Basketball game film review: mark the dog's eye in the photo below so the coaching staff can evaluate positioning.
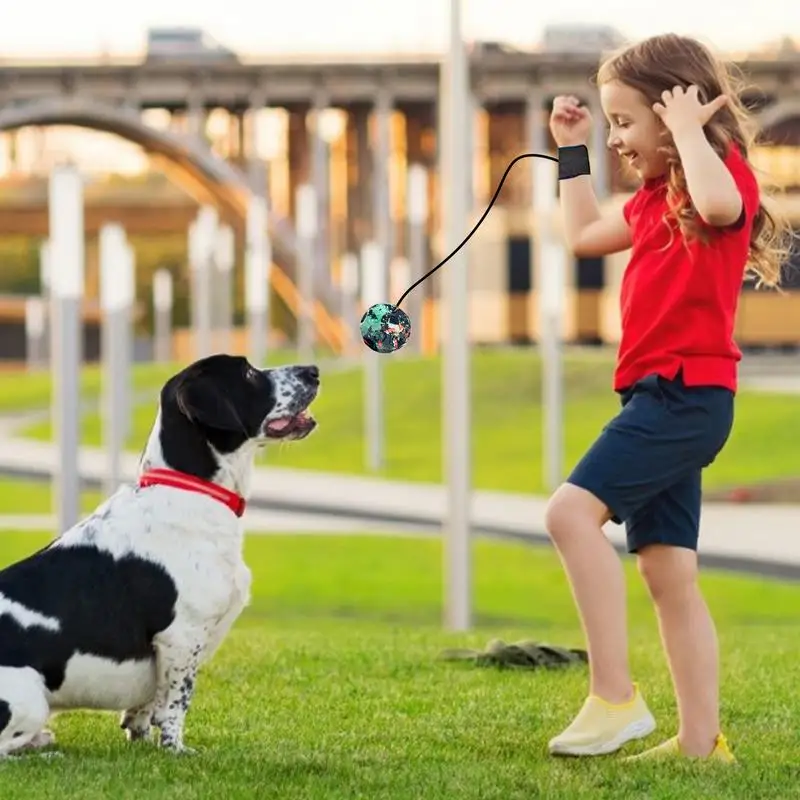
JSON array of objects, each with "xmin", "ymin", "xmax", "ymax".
[{"xmin": 246, "ymin": 367, "xmax": 260, "ymax": 382}]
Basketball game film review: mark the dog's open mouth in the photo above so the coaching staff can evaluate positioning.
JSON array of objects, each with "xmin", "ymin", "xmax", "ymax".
[{"xmin": 263, "ymin": 408, "xmax": 316, "ymax": 440}]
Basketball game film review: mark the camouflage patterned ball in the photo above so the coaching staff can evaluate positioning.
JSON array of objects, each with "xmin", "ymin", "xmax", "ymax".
[{"xmin": 360, "ymin": 303, "xmax": 412, "ymax": 353}]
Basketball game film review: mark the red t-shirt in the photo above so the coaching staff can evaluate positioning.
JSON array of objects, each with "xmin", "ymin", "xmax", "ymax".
[{"xmin": 615, "ymin": 144, "xmax": 760, "ymax": 393}]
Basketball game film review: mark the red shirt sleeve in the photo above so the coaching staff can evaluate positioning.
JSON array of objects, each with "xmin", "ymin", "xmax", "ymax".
[{"xmin": 723, "ymin": 144, "xmax": 760, "ymax": 230}]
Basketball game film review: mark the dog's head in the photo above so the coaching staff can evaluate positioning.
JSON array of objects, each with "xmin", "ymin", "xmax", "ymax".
[{"xmin": 150, "ymin": 354, "xmax": 319, "ymax": 481}]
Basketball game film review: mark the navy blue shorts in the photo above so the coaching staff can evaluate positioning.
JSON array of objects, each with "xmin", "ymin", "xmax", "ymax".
[{"xmin": 567, "ymin": 371, "xmax": 734, "ymax": 553}]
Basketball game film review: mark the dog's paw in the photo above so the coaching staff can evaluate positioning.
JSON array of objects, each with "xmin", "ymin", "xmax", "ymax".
[
  {"xmin": 20, "ymin": 730, "xmax": 56, "ymax": 751},
  {"xmin": 120, "ymin": 710, "xmax": 154, "ymax": 743},
  {"xmin": 35, "ymin": 751, "xmax": 64, "ymax": 760},
  {"xmin": 160, "ymin": 741, "xmax": 197, "ymax": 756},
  {"xmin": 124, "ymin": 726, "xmax": 153, "ymax": 743}
]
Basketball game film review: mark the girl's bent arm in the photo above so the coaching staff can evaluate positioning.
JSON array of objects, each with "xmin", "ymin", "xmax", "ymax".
[
  {"xmin": 559, "ymin": 175, "xmax": 632, "ymax": 257},
  {"xmin": 671, "ymin": 126, "xmax": 742, "ymax": 227}
]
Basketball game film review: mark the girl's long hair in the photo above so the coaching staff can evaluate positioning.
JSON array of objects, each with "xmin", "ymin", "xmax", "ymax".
[{"xmin": 596, "ymin": 33, "xmax": 794, "ymax": 288}]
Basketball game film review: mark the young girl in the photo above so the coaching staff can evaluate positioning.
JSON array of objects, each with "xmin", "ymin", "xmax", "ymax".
[{"xmin": 544, "ymin": 33, "xmax": 792, "ymax": 761}]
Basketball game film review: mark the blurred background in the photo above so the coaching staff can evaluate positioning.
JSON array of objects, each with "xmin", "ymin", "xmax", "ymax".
[
  {"xmin": 2, "ymin": 9, "xmax": 800, "ymax": 787},
  {"xmin": 1, "ymin": 2, "xmax": 800, "ymax": 564},
  {"xmin": 0, "ymin": 5, "xmax": 799, "ymax": 359}
]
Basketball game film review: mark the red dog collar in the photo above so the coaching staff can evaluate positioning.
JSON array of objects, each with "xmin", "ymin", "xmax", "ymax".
[{"xmin": 138, "ymin": 468, "xmax": 246, "ymax": 518}]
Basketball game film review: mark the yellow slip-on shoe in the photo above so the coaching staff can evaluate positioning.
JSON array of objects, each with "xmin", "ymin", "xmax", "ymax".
[
  {"xmin": 623, "ymin": 732, "xmax": 736, "ymax": 763},
  {"xmin": 548, "ymin": 684, "xmax": 656, "ymax": 757}
]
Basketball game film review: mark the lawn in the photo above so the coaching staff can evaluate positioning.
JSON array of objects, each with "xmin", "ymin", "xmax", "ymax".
[
  {"xmin": 0, "ymin": 531, "xmax": 797, "ymax": 799},
  {"xmin": 0, "ymin": 350, "xmax": 305, "ymax": 415},
  {"xmin": 0, "ymin": 477, "xmax": 102, "ymax": 516},
  {"xmin": 0, "ymin": 362, "xmax": 180, "ymax": 414},
  {"xmin": 13, "ymin": 348, "xmax": 800, "ymax": 494}
]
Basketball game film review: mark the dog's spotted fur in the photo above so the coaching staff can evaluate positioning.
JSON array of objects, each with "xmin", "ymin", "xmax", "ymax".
[{"xmin": 0, "ymin": 355, "xmax": 319, "ymax": 757}]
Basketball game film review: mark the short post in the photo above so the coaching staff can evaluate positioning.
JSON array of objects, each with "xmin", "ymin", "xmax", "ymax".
[
  {"xmin": 25, "ymin": 296, "xmax": 47, "ymax": 371},
  {"xmin": 99, "ymin": 223, "xmax": 134, "ymax": 497},
  {"xmin": 121, "ymin": 241, "xmax": 136, "ymax": 441},
  {"xmin": 360, "ymin": 241, "xmax": 386, "ymax": 472},
  {"xmin": 48, "ymin": 164, "xmax": 85, "ymax": 535},
  {"xmin": 189, "ymin": 206, "xmax": 217, "ymax": 358},
  {"xmin": 295, "ymin": 184, "xmax": 317, "ymax": 361},
  {"xmin": 539, "ymin": 239, "xmax": 566, "ymax": 491},
  {"xmin": 214, "ymin": 223, "xmax": 236, "ymax": 354},
  {"xmin": 245, "ymin": 195, "xmax": 270, "ymax": 366},
  {"xmin": 533, "ymin": 157, "xmax": 564, "ymax": 492},
  {"xmin": 39, "ymin": 240, "xmax": 51, "ymax": 363},
  {"xmin": 152, "ymin": 269, "xmax": 173, "ymax": 363}
]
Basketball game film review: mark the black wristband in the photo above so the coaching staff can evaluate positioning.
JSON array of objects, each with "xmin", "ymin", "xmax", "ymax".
[{"xmin": 557, "ymin": 145, "xmax": 591, "ymax": 180}]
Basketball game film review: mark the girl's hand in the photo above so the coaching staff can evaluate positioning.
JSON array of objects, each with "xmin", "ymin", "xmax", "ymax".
[
  {"xmin": 652, "ymin": 85, "xmax": 729, "ymax": 138},
  {"xmin": 550, "ymin": 96, "xmax": 593, "ymax": 148}
]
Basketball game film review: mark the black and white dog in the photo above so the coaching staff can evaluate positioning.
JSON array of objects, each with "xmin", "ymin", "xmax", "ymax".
[{"xmin": 0, "ymin": 354, "xmax": 319, "ymax": 757}]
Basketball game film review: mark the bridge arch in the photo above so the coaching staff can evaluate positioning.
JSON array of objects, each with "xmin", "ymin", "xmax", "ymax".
[{"xmin": 0, "ymin": 96, "xmax": 344, "ymax": 351}]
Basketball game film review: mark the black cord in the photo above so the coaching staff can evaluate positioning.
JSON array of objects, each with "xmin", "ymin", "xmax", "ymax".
[{"xmin": 394, "ymin": 152, "xmax": 559, "ymax": 309}]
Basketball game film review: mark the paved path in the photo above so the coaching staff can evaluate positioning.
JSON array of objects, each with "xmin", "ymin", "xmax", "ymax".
[
  {"xmin": 0, "ymin": 435, "xmax": 798, "ymax": 581},
  {"xmin": 1, "ymin": 351, "xmax": 797, "ymax": 579}
]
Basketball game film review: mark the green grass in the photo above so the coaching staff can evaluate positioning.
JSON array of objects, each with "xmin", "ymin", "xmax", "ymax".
[
  {"xmin": 16, "ymin": 349, "xmax": 800, "ymax": 494},
  {"xmin": 0, "ymin": 363, "xmax": 180, "ymax": 414},
  {"xmin": 0, "ymin": 531, "xmax": 797, "ymax": 798},
  {"xmin": 0, "ymin": 349, "xmax": 306, "ymax": 415},
  {"xmin": 0, "ymin": 477, "xmax": 102, "ymax": 516}
]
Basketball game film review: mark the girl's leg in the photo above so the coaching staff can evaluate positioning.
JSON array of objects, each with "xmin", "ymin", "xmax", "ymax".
[
  {"xmin": 622, "ymin": 469, "xmax": 734, "ymax": 763},
  {"xmin": 545, "ymin": 483, "xmax": 656, "ymax": 756},
  {"xmin": 545, "ymin": 483, "xmax": 633, "ymax": 702},
  {"xmin": 637, "ymin": 544, "xmax": 721, "ymax": 756}
]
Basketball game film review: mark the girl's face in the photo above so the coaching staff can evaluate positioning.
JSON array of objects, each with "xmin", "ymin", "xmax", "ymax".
[{"xmin": 600, "ymin": 80, "xmax": 669, "ymax": 180}]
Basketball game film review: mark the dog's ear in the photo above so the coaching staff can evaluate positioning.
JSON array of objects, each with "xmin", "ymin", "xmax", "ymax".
[{"xmin": 174, "ymin": 374, "xmax": 245, "ymax": 433}]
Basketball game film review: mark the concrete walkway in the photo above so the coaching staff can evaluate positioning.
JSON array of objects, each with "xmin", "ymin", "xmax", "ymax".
[{"xmin": 0, "ymin": 435, "xmax": 798, "ymax": 581}]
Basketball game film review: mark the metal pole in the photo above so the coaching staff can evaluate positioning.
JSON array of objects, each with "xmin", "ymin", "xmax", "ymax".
[
  {"xmin": 152, "ymin": 269, "xmax": 173, "ymax": 363},
  {"xmin": 407, "ymin": 164, "xmax": 429, "ymax": 355},
  {"xmin": 296, "ymin": 183, "xmax": 317, "ymax": 362},
  {"xmin": 48, "ymin": 164, "xmax": 84, "ymax": 536},
  {"xmin": 360, "ymin": 241, "xmax": 385, "ymax": 472},
  {"xmin": 540, "ymin": 240, "xmax": 566, "ymax": 491},
  {"xmin": 99, "ymin": 223, "xmax": 133, "ymax": 497},
  {"xmin": 311, "ymin": 93, "xmax": 332, "ymax": 306},
  {"xmin": 39, "ymin": 240, "xmax": 51, "ymax": 364},
  {"xmin": 25, "ymin": 296, "xmax": 46, "ymax": 371},
  {"xmin": 245, "ymin": 195, "xmax": 270, "ymax": 366},
  {"xmin": 442, "ymin": 0, "xmax": 472, "ymax": 632},
  {"xmin": 120, "ymin": 242, "xmax": 135, "ymax": 442},
  {"xmin": 215, "ymin": 224, "xmax": 235, "ymax": 354},
  {"xmin": 191, "ymin": 206, "xmax": 216, "ymax": 359},
  {"xmin": 533, "ymin": 157, "xmax": 562, "ymax": 491},
  {"xmin": 373, "ymin": 88, "xmax": 393, "ymax": 301}
]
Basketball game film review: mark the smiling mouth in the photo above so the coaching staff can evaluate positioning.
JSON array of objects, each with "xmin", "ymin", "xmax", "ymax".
[{"xmin": 262, "ymin": 408, "xmax": 316, "ymax": 441}]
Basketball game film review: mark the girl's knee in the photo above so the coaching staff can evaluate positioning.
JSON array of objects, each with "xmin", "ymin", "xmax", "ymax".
[
  {"xmin": 637, "ymin": 544, "xmax": 698, "ymax": 601},
  {"xmin": 544, "ymin": 483, "xmax": 611, "ymax": 542}
]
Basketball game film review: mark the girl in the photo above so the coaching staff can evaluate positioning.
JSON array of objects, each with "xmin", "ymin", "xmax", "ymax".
[{"xmin": 544, "ymin": 33, "xmax": 792, "ymax": 761}]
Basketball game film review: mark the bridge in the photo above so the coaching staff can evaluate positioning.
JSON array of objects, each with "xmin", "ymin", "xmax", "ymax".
[{"xmin": 1, "ymin": 51, "xmax": 799, "ymax": 351}]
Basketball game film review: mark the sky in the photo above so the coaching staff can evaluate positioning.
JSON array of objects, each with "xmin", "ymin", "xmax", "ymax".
[{"xmin": 0, "ymin": 0, "xmax": 794, "ymax": 58}]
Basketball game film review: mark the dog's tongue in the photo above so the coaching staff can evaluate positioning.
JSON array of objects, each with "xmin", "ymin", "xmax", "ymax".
[{"xmin": 267, "ymin": 418, "xmax": 292, "ymax": 432}]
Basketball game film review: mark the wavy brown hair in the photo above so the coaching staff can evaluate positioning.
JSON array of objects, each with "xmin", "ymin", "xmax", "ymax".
[{"xmin": 596, "ymin": 33, "xmax": 794, "ymax": 288}]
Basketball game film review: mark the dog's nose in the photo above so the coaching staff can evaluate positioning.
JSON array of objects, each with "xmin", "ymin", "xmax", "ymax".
[{"xmin": 296, "ymin": 365, "xmax": 320, "ymax": 386}]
